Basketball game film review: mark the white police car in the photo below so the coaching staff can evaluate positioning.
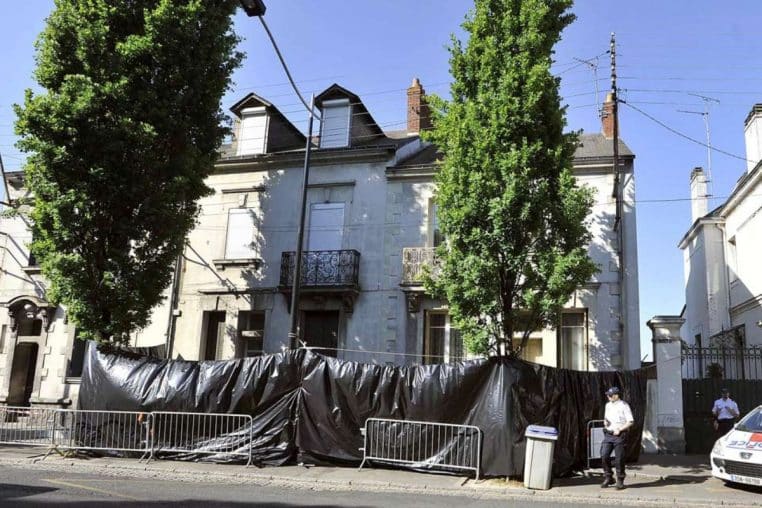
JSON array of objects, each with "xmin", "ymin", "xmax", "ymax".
[{"xmin": 711, "ymin": 404, "xmax": 762, "ymax": 487}]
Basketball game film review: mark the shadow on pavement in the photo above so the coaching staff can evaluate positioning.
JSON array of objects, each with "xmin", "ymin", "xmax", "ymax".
[
  {"xmin": 1, "ymin": 502, "xmax": 373, "ymax": 508},
  {"xmin": 557, "ymin": 473, "xmax": 709, "ymax": 488},
  {"xmin": 0, "ymin": 484, "xmax": 59, "ymax": 500},
  {"xmin": 627, "ymin": 456, "xmax": 711, "ymax": 476},
  {"xmin": 720, "ymin": 481, "xmax": 762, "ymax": 495}
]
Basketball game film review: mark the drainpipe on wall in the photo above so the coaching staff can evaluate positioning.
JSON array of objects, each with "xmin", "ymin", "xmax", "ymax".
[
  {"xmin": 716, "ymin": 223, "xmax": 733, "ymax": 334},
  {"xmin": 164, "ymin": 254, "xmax": 183, "ymax": 359}
]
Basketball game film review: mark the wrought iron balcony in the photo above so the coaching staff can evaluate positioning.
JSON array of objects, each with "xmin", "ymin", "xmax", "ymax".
[
  {"xmin": 401, "ymin": 247, "xmax": 439, "ymax": 286},
  {"xmin": 279, "ymin": 250, "xmax": 360, "ymax": 289}
]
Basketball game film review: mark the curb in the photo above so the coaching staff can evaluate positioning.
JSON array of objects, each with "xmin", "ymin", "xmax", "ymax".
[{"xmin": 0, "ymin": 453, "xmax": 755, "ymax": 508}]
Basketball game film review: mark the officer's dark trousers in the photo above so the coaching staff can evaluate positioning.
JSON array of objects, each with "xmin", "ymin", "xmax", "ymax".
[
  {"xmin": 600, "ymin": 432, "xmax": 626, "ymax": 479},
  {"xmin": 716, "ymin": 418, "xmax": 735, "ymax": 438}
]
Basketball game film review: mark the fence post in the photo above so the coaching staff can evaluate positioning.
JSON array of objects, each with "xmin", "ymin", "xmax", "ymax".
[{"xmin": 647, "ymin": 315, "xmax": 686, "ymax": 454}]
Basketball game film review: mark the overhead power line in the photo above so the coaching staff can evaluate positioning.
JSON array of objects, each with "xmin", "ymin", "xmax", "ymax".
[
  {"xmin": 255, "ymin": 15, "xmax": 317, "ymax": 119},
  {"xmin": 620, "ymin": 100, "xmax": 753, "ymax": 164}
]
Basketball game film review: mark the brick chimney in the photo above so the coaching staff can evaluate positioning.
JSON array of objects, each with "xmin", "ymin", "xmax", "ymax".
[
  {"xmin": 743, "ymin": 104, "xmax": 762, "ymax": 173},
  {"xmin": 690, "ymin": 167, "xmax": 708, "ymax": 221},
  {"xmin": 601, "ymin": 92, "xmax": 616, "ymax": 139},
  {"xmin": 407, "ymin": 77, "xmax": 431, "ymax": 135}
]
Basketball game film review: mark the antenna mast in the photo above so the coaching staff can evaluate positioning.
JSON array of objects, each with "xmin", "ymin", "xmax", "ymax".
[{"xmin": 678, "ymin": 93, "xmax": 720, "ymax": 199}]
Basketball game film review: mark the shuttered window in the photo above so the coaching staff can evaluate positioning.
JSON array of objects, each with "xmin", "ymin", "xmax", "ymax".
[
  {"xmin": 307, "ymin": 203, "xmax": 344, "ymax": 251},
  {"xmin": 237, "ymin": 107, "xmax": 268, "ymax": 155},
  {"xmin": 225, "ymin": 208, "xmax": 257, "ymax": 259},
  {"xmin": 319, "ymin": 99, "xmax": 350, "ymax": 148}
]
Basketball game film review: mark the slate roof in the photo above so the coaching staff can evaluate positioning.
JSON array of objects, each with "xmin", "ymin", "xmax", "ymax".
[
  {"xmin": 575, "ymin": 133, "xmax": 634, "ymax": 158},
  {"xmin": 390, "ymin": 132, "xmax": 634, "ymax": 169}
]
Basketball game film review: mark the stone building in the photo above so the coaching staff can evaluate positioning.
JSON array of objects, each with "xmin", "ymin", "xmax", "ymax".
[{"xmin": 0, "ymin": 80, "xmax": 641, "ymax": 408}]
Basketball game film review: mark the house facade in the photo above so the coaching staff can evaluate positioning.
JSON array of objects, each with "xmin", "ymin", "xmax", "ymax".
[
  {"xmin": 679, "ymin": 104, "xmax": 762, "ymax": 351},
  {"xmin": 0, "ymin": 80, "xmax": 641, "ymax": 409},
  {"xmin": 387, "ymin": 89, "xmax": 640, "ymax": 370}
]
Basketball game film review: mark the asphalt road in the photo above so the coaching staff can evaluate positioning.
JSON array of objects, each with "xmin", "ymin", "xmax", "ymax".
[{"xmin": 0, "ymin": 465, "xmax": 611, "ymax": 508}]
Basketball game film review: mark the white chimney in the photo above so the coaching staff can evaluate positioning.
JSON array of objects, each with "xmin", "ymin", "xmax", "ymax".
[
  {"xmin": 743, "ymin": 104, "xmax": 762, "ymax": 173},
  {"xmin": 690, "ymin": 167, "xmax": 708, "ymax": 221}
]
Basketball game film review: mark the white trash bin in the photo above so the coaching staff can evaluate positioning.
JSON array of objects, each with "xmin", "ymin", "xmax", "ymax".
[{"xmin": 523, "ymin": 424, "xmax": 559, "ymax": 490}]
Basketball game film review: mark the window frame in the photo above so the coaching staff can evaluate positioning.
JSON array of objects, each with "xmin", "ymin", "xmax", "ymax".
[
  {"xmin": 307, "ymin": 202, "xmax": 345, "ymax": 252},
  {"xmin": 319, "ymin": 99, "xmax": 351, "ymax": 149},
  {"xmin": 423, "ymin": 310, "xmax": 463, "ymax": 365},
  {"xmin": 237, "ymin": 311, "xmax": 266, "ymax": 358},
  {"xmin": 236, "ymin": 106, "xmax": 269, "ymax": 156},
  {"xmin": 224, "ymin": 207, "xmax": 258, "ymax": 260},
  {"xmin": 557, "ymin": 309, "xmax": 589, "ymax": 370}
]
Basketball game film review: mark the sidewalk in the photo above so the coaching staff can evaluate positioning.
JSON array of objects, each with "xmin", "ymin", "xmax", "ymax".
[{"xmin": 1, "ymin": 446, "xmax": 760, "ymax": 507}]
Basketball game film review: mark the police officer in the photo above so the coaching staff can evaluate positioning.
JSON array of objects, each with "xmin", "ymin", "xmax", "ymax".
[
  {"xmin": 712, "ymin": 388, "xmax": 739, "ymax": 437},
  {"xmin": 600, "ymin": 386, "xmax": 634, "ymax": 490}
]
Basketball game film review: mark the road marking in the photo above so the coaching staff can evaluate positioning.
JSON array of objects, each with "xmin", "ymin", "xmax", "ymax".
[{"xmin": 43, "ymin": 479, "xmax": 142, "ymax": 500}]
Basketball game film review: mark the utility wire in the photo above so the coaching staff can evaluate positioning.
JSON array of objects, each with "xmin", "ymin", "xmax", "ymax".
[
  {"xmin": 256, "ymin": 15, "xmax": 319, "ymax": 120},
  {"xmin": 620, "ymin": 100, "xmax": 754, "ymax": 163}
]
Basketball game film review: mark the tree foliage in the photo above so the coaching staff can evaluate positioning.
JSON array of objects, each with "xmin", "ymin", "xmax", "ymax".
[
  {"xmin": 14, "ymin": 0, "xmax": 243, "ymax": 343},
  {"xmin": 424, "ymin": 0, "xmax": 597, "ymax": 356}
]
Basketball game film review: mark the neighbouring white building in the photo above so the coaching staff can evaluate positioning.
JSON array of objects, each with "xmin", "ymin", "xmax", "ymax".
[
  {"xmin": 679, "ymin": 104, "xmax": 762, "ymax": 351},
  {"xmin": 0, "ymin": 80, "xmax": 641, "ymax": 409}
]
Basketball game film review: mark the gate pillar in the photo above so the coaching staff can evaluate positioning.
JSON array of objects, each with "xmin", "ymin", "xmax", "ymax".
[{"xmin": 647, "ymin": 315, "xmax": 686, "ymax": 454}]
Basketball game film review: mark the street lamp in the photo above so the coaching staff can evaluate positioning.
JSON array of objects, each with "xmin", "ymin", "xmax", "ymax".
[
  {"xmin": 239, "ymin": 0, "xmax": 266, "ymax": 17},
  {"xmin": 239, "ymin": 0, "xmax": 316, "ymax": 349}
]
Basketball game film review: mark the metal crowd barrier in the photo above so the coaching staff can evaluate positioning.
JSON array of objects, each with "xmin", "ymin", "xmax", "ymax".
[
  {"xmin": 148, "ymin": 411, "xmax": 253, "ymax": 466},
  {"xmin": 1, "ymin": 407, "xmax": 253, "ymax": 466},
  {"xmin": 359, "ymin": 418, "xmax": 482, "ymax": 478},
  {"xmin": 586, "ymin": 419, "xmax": 606, "ymax": 471},
  {"xmin": 0, "ymin": 405, "xmax": 58, "ymax": 447},
  {"xmin": 51, "ymin": 409, "xmax": 149, "ymax": 458}
]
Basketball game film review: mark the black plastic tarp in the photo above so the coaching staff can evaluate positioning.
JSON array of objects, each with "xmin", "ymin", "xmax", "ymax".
[{"xmin": 79, "ymin": 342, "xmax": 647, "ymax": 476}]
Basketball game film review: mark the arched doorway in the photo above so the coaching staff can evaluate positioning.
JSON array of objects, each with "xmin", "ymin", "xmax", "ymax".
[{"xmin": 7, "ymin": 342, "xmax": 39, "ymax": 406}]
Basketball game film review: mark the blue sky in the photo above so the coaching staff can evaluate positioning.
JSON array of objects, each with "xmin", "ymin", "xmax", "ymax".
[{"xmin": 2, "ymin": 1, "xmax": 762, "ymax": 361}]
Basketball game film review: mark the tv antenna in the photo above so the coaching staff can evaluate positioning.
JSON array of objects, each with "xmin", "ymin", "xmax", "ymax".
[
  {"xmin": 678, "ymin": 93, "xmax": 720, "ymax": 199},
  {"xmin": 573, "ymin": 56, "xmax": 602, "ymax": 117}
]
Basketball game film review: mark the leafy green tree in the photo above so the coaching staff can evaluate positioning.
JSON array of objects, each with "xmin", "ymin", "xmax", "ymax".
[
  {"xmin": 425, "ymin": 0, "xmax": 597, "ymax": 357},
  {"xmin": 14, "ymin": 0, "xmax": 242, "ymax": 343}
]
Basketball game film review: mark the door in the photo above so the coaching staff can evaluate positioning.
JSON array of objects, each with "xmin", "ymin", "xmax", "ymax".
[
  {"xmin": 8, "ymin": 342, "xmax": 39, "ymax": 406},
  {"xmin": 302, "ymin": 311, "xmax": 339, "ymax": 357},
  {"xmin": 203, "ymin": 311, "xmax": 226, "ymax": 361},
  {"xmin": 307, "ymin": 203, "xmax": 344, "ymax": 251}
]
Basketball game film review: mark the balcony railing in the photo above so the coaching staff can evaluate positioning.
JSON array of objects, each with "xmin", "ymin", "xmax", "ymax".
[
  {"xmin": 401, "ymin": 247, "xmax": 439, "ymax": 285},
  {"xmin": 280, "ymin": 250, "xmax": 360, "ymax": 288}
]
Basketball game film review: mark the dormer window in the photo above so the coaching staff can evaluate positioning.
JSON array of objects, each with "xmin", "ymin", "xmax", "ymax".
[
  {"xmin": 319, "ymin": 98, "xmax": 351, "ymax": 149},
  {"xmin": 237, "ymin": 106, "xmax": 268, "ymax": 156}
]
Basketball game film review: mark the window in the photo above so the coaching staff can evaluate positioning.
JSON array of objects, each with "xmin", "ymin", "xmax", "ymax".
[
  {"xmin": 319, "ymin": 99, "xmax": 351, "ymax": 148},
  {"xmin": 428, "ymin": 200, "xmax": 443, "ymax": 247},
  {"xmin": 423, "ymin": 311, "xmax": 463, "ymax": 365},
  {"xmin": 728, "ymin": 236, "xmax": 738, "ymax": 282},
  {"xmin": 224, "ymin": 208, "xmax": 257, "ymax": 259},
  {"xmin": 28, "ymin": 232, "xmax": 38, "ymax": 267},
  {"xmin": 558, "ymin": 311, "xmax": 587, "ymax": 370},
  {"xmin": 236, "ymin": 107, "xmax": 268, "ymax": 156},
  {"xmin": 0, "ymin": 325, "xmax": 6, "ymax": 353},
  {"xmin": 237, "ymin": 311, "xmax": 265, "ymax": 358},
  {"xmin": 307, "ymin": 203, "xmax": 344, "ymax": 251},
  {"xmin": 511, "ymin": 337, "xmax": 543, "ymax": 363},
  {"xmin": 67, "ymin": 334, "xmax": 88, "ymax": 378}
]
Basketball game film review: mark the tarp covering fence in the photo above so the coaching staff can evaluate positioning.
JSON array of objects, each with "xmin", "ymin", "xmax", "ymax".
[{"xmin": 78, "ymin": 342, "xmax": 647, "ymax": 477}]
